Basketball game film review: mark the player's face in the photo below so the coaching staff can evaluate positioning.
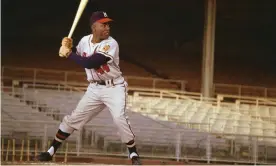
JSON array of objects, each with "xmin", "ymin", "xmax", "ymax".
[{"xmin": 92, "ymin": 22, "xmax": 110, "ymax": 40}]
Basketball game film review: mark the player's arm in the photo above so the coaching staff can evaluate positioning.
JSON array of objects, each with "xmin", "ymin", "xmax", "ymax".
[
  {"xmin": 59, "ymin": 37, "xmax": 110, "ymax": 69},
  {"xmin": 68, "ymin": 39, "xmax": 118, "ymax": 68},
  {"xmin": 68, "ymin": 52, "xmax": 110, "ymax": 69}
]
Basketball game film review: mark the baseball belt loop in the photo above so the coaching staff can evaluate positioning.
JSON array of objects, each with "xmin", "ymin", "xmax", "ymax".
[{"xmin": 105, "ymin": 80, "xmax": 111, "ymax": 87}]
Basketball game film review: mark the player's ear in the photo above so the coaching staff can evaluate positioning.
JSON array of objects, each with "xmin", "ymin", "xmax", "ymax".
[{"xmin": 91, "ymin": 24, "xmax": 96, "ymax": 33}]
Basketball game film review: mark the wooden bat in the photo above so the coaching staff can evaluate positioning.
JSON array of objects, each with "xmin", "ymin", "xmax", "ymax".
[{"xmin": 68, "ymin": 0, "xmax": 89, "ymax": 38}]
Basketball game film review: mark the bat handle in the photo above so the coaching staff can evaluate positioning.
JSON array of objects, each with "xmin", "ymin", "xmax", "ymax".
[{"xmin": 68, "ymin": 30, "xmax": 74, "ymax": 38}]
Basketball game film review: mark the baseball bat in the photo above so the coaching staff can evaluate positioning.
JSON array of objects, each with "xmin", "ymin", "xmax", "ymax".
[{"xmin": 68, "ymin": 0, "xmax": 89, "ymax": 38}]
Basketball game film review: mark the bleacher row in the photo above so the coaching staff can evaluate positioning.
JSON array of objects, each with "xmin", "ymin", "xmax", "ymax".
[
  {"xmin": 1, "ymin": 93, "xmax": 81, "ymax": 142},
  {"xmin": 2, "ymin": 90, "xmax": 222, "ymax": 150},
  {"xmin": 2, "ymin": 85, "xmax": 276, "ymax": 148},
  {"xmin": 131, "ymin": 96, "xmax": 276, "ymax": 144}
]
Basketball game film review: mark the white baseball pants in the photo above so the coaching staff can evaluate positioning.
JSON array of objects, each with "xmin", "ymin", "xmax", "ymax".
[{"xmin": 59, "ymin": 81, "xmax": 135, "ymax": 143}]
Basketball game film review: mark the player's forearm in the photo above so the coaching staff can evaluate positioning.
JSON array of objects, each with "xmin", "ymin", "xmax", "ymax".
[{"xmin": 68, "ymin": 52, "xmax": 110, "ymax": 69}]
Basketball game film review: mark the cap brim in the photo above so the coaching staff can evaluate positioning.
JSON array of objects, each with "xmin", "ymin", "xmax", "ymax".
[{"xmin": 97, "ymin": 18, "xmax": 113, "ymax": 23}]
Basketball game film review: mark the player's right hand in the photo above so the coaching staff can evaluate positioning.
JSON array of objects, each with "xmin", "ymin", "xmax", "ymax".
[
  {"xmin": 59, "ymin": 45, "xmax": 72, "ymax": 58},
  {"xmin": 61, "ymin": 37, "xmax": 73, "ymax": 49}
]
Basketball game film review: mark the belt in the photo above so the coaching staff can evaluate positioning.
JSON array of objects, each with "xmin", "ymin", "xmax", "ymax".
[
  {"xmin": 89, "ymin": 77, "xmax": 125, "ymax": 86},
  {"xmin": 89, "ymin": 80, "xmax": 115, "ymax": 86}
]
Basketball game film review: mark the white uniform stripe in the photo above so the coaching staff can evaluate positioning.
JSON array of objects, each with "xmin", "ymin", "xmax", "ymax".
[
  {"xmin": 55, "ymin": 136, "xmax": 63, "ymax": 142},
  {"xmin": 129, "ymin": 152, "xmax": 138, "ymax": 159},
  {"xmin": 126, "ymin": 142, "xmax": 136, "ymax": 148}
]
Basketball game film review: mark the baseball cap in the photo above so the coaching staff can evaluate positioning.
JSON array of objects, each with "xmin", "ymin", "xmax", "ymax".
[{"xmin": 90, "ymin": 11, "xmax": 113, "ymax": 25}]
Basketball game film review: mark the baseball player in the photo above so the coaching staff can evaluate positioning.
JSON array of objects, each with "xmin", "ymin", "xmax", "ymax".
[{"xmin": 36, "ymin": 11, "xmax": 141, "ymax": 165}]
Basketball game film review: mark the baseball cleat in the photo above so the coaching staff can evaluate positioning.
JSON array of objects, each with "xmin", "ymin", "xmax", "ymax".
[{"xmin": 36, "ymin": 152, "xmax": 52, "ymax": 161}]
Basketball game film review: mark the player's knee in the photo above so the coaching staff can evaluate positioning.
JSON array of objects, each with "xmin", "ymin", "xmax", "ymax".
[
  {"xmin": 60, "ymin": 116, "xmax": 75, "ymax": 134},
  {"xmin": 112, "ymin": 114, "xmax": 126, "ymax": 124},
  {"xmin": 112, "ymin": 110, "xmax": 125, "ymax": 119},
  {"xmin": 112, "ymin": 115, "xmax": 121, "ymax": 123}
]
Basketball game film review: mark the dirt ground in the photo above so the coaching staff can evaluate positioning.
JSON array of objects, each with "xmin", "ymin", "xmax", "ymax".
[{"xmin": 1, "ymin": 155, "xmax": 190, "ymax": 165}]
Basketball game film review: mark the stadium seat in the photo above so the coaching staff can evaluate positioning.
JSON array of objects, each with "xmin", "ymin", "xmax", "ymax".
[
  {"xmin": 189, "ymin": 108, "xmax": 208, "ymax": 124},
  {"xmin": 263, "ymin": 122, "xmax": 276, "ymax": 146},
  {"xmin": 240, "ymin": 104, "xmax": 250, "ymax": 114},
  {"xmin": 223, "ymin": 112, "xmax": 240, "ymax": 134},
  {"xmin": 258, "ymin": 106, "xmax": 270, "ymax": 118},
  {"xmin": 269, "ymin": 107, "xmax": 276, "ymax": 121},
  {"xmin": 250, "ymin": 119, "xmax": 263, "ymax": 141},
  {"xmin": 249, "ymin": 105, "xmax": 261, "ymax": 117}
]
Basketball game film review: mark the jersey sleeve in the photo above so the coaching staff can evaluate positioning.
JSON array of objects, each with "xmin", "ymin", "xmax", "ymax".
[{"xmin": 97, "ymin": 39, "xmax": 119, "ymax": 63}]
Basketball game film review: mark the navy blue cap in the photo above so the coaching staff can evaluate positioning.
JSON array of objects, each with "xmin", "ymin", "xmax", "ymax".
[{"xmin": 90, "ymin": 11, "xmax": 113, "ymax": 25}]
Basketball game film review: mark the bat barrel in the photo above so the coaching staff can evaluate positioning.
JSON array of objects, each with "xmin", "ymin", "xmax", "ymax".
[{"xmin": 68, "ymin": 0, "xmax": 89, "ymax": 38}]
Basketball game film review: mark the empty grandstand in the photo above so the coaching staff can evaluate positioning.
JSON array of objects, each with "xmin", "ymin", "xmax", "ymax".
[{"xmin": 1, "ymin": 78, "xmax": 276, "ymax": 164}]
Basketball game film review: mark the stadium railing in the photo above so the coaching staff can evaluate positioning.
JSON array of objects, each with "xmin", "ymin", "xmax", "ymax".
[
  {"xmin": 1, "ymin": 119, "xmax": 276, "ymax": 165},
  {"xmin": 214, "ymin": 83, "xmax": 276, "ymax": 98},
  {"xmin": 1, "ymin": 66, "xmax": 188, "ymax": 91},
  {"xmin": 3, "ymin": 66, "xmax": 276, "ymax": 98}
]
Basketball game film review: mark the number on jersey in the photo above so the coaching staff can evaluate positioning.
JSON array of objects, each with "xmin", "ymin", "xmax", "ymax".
[
  {"xmin": 82, "ymin": 52, "xmax": 87, "ymax": 57},
  {"xmin": 96, "ymin": 64, "xmax": 110, "ymax": 74}
]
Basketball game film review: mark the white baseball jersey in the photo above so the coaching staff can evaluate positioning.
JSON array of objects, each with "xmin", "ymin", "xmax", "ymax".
[{"xmin": 76, "ymin": 34, "xmax": 122, "ymax": 81}]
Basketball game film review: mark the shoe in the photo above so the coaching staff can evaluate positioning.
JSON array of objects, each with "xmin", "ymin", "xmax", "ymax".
[
  {"xmin": 36, "ymin": 152, "xmax": 53, "ymax": 161},
  {"xmin": 131, "ymin": 156, "xmax": 142, "ymax": 165}
]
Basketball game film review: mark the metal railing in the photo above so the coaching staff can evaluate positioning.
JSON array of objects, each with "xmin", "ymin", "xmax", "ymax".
[
  {"xmin": 214, "ymin": 83, "xmax": 276, "ymax": 98},
  {"xmin": 1, "ymin": 119, "xmax": 276, "ymax": 164},
  {"xmin": 1, "ymin": 66, "xmax": 188, "ymax": 91},
  {"xmin": 3, "ymin": 66, "xmax": 276, "ymax": 98}
]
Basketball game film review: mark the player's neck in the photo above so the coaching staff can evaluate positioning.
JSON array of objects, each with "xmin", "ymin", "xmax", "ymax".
[{"xmin": 91, "ymin": 35, "xmax": 102, "ymax": 44}]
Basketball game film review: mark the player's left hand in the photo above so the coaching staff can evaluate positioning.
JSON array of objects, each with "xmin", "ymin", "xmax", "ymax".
[{"xmin": 59, "ymin": 46, "xmax": 72, "ymax": 58}]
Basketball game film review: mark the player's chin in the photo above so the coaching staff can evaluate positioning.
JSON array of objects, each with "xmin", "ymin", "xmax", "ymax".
[
  {"xmin": 103, "ymin": 31, "xmax": 110, "ymax": 37},
  {"xmin": 101, "ymin": 34, "xmax": 110, "ymax": 40}
]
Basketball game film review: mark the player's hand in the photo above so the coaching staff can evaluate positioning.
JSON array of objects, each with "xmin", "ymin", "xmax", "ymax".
[
  {"xmin": 61, "ymin": 37, "xmax": 73, "ymax": 49},
  {"xmin": 59, "ymin": 45, "xmax": 72, "ymax": 58}
]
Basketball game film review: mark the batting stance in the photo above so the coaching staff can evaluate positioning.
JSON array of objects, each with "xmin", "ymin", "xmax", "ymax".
[{"xmin": 37, "ymin": 11, "xmax": 141, "ymax": 165}]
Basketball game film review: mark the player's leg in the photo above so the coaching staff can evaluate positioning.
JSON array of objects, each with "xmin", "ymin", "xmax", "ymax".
[
  {"xmin": 37, "ymin": 86, "xmax": 105, "ymax": 161},
  {"xmin": 102, "ymin": 83, "xmax": 141, "ymax": 165}
]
